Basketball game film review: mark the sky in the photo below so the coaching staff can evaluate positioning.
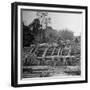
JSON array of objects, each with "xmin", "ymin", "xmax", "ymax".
[{"xmin": 22, "ymin": 10, "xmax": 83, "ymax": 36}]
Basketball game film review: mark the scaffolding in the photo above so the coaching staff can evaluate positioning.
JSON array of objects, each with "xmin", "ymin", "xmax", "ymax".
[{"xmin": 23, "ymin": 44, "xmax": 80, "ymax": 66}]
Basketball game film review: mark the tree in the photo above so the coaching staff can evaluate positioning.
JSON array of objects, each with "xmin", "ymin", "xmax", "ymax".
[
  {"xmin": 23, "ymin": 11, "xmax": 52, "ymax": 46},
  {"xmin": 23, "ymin": 23, "xmax": 34, "ymax": 47},
  {"xmin": 29, "ymin": 18, "xmax": 41, "ymax": 35},
  {"xmin": 58, "ymin": 29, "xmax": 74, "ymax": 40},
  {"xmin": 36, "ymin": 11, "xmax": 52, "ymax": 43},
  {"xmin": 44, "ymin": 27, "xmax": 58, "ymax": 43},
  {"xmin": 28, "ymin": 18, "xmax": 44, "ymax": 45},
  {"xmin": 36, "ymin": 11, "xmax": 51, "ymax": 29}
]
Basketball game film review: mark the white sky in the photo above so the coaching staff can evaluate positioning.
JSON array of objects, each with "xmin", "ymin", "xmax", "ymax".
[{"xmin": 22, "ymin": 10, "xmax": 83, "ymax": 36}]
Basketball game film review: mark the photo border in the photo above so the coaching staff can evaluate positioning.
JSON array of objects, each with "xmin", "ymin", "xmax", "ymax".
[{"xmin": 11, "ymin": 2, "xmax": 88, "ymax": 87}]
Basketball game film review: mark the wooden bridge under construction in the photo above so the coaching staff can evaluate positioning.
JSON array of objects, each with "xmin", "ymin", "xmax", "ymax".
[
  {"xmin": 22, "ymin": 44, "xmax": 80, "ymax": 78},
  {"xmin": 23, "ymin": 44, "xmax": 80, "ymax": 66}
]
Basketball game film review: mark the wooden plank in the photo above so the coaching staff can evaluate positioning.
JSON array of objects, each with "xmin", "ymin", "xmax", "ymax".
[
  {"xmin": 29, "ymin": 47, "xmax": 35, "ymax": 54},
  {"xmin": 42, "ymin": 46, "xmax": 49, "ymax": 57},
  {"xmin": 51, "ymin": 47, "xmax": 56, "ymax": 56},
  {"xmin": 37, "ymin": 55, "xmax": 75, "ymax": 59},
  {"xmin": 33, "ymin": 46, "xmax": 39, "ymax": 56},
  {"xmin": 57, "ymin": 47, "xmax": 61, "ymax": 56},
  {"xmin": 68, "ymin": 45, "xmax": 71, "ymax": 55}
]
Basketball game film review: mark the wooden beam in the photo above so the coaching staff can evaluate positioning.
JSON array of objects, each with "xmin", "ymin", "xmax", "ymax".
[
  {"xmin": 51, "ymin": 47, "xmax": 56, "ymax": 56},
  {"xmin": 37, "ymin": 55, "xmax": 75, "ymax": 59},
  {"xmin": 42, "ymin": 46, "xmax": 49, "ymax": 57}
]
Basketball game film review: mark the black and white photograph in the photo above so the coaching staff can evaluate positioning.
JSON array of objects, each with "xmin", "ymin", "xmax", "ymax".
[
  {"xmin": 11, "ymin": 2, "xmax": 87, "ymax": 87},
  {"xmin": 22, "ymin": 10, "xmax": 82, "ymax": 78}
]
